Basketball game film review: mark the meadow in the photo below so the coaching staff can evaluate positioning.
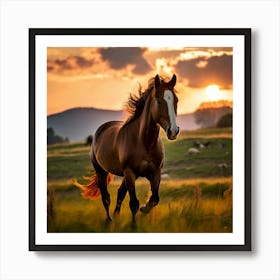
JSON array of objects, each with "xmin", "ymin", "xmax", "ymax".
[{"xmin": 47, "ymin": 127, "xmax": 232, "ymax": 233}]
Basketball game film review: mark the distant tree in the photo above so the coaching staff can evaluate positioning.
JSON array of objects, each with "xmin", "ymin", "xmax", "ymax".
[
  {"xmin": 85, "ymin": 135, "xmax": 93, "ymax": 146},
  {"xmin": 194, "ymin": 106, "xmax": 232, "ymax": 128},
  {"xmin": 47, "ymin": 127, "xmax": 69, "ymax": 145},
  {"xmin": 216, "ymin": 113, "xmax": 233, "ymax": 128},
  {"xmin": 47, "ymin": 127, "xmax": 55, "ymax": 138}
]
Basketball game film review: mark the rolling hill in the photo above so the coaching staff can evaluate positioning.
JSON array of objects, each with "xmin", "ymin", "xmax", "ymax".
[{"xmin": 47, "ymin": 107, "xmax": 200, "ymax": 142}]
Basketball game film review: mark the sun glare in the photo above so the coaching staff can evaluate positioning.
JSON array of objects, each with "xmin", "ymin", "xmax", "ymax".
[{"xmin": 205, "ymin": 85, "xmax": 222, "ymax": 101}]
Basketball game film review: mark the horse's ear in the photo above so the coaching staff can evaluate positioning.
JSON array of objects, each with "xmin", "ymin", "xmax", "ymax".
[
  {"xmin": 169, "ymin": 74, "xmax": 177, "ymax": 88},
  {"xmin": 155, "ymin": 75, "xmax": 160, "ymax": 88}
]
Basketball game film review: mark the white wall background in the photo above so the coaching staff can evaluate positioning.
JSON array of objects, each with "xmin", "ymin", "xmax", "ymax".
[{"xmin": 0, "ymin": 0, "xmax": 279, "ymax": 279}]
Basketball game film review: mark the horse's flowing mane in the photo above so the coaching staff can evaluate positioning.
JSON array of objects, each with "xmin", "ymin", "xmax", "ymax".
[{"xmin": 123, "ymin": 77, "xmax": 156, "ymax": 127}]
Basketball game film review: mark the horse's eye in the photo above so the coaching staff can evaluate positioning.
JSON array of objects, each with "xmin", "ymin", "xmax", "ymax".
[{"xmin": 157, "ymin": 100, "xmax": 162, "ymax": 105}]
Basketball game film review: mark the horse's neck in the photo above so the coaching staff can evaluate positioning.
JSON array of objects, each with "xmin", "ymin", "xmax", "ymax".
[{"xmin": 138, "ymin": 95, "xmax": 159, "ymax": 149}]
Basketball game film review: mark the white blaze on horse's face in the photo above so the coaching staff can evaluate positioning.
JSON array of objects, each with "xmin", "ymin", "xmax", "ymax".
[{"xmin": 163, "ymin": 90, "xmax": 179, "ymax": 140}]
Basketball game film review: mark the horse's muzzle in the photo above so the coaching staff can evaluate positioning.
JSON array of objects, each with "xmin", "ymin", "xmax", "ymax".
[{"xmin": 166, "ymin": 126, "xmax": 180, "ymax": 140}]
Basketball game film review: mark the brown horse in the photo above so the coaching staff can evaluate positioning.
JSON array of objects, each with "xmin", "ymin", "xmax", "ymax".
[{"xmin": 74, "ymin": 74, "xmax": 179, "ymax": 221}]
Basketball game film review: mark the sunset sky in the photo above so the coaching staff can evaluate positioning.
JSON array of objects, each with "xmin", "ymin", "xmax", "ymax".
[{"xmin": 47, "ymin": 47, "xmax": 233, "ymax": 116}]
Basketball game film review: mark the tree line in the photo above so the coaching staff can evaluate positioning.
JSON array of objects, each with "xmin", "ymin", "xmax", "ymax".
[
  {"xmin": 47, "ymin": 127, "xmax": 69, "ymax": 145},
  {"xmin": 194, "ymin": 106, "xmax": 232, "ymax": 128}
]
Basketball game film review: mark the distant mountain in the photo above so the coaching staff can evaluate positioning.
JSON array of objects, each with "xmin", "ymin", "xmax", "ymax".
[
  {"xmin": 47, "ymin": 108, "xmax": 124, "ymax": 142},
  {"xmin": 47, "ymin": 107, "xmax": 200, "ymax": 142}
]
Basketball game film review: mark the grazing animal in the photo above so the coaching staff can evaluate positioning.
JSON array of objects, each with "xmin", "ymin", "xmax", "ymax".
[
  {"xmin": 193, "ymin": 140, "xmax": 211, "ymax": 149},
  {"xmin": 187, "ymin": 147, "xmax": 200, "ymax": 155},
  {"xmin": 74, "ymin": 74, "xmax": 179, "ymax": 221},
  {"xmin": 218, "ymin": 163, "xmax": 228, "ymax": 169},
  {"xmin": 203, "ymin": 141, "xmax": 211, "ymax": 148},
  {"xmin": 161, "ymin": 173, "xmax": 170, "ymax": 179},
  {"xmin": 193, "ymin": 141, "xmax": 200, "ymax": 149}
]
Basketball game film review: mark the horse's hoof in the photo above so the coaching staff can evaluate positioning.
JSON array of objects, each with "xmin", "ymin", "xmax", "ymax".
[
  {"xmin": 132, "ymin": 215, "xmax": 137, "ymax": 224},
  {"xmin": 106, "ymin": 216, "xmax": 113, "ymax": 223},
  {"xmin": 140, "ymin": 205, "xmax": 150, "ymax": 214}
]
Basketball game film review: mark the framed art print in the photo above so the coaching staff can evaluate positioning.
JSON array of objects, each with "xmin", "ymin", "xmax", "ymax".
[{"xmin": 29, "ymin": 28, "xmax": 251, "ymax": 251}]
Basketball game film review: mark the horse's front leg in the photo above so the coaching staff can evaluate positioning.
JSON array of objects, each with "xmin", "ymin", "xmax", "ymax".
[
  {"xmin": 140, "ymin": 169, "xmax": 160, "ymax": 214},
  {"xmin": 124, "ymin": 168, "xmax": 139, "ymax": 222}
]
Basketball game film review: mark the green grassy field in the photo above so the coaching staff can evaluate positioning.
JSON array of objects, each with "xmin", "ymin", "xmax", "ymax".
[{"xmin": 47, "ymin": 127, "xmax": 232, "ymax": 233}]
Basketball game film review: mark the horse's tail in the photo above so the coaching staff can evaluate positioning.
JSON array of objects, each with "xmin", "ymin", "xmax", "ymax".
[{"xmin": 73, "ymin": 173, "xmax": 114, "ymax": 200}]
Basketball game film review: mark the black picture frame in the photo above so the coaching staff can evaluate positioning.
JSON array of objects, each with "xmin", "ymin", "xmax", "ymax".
[{"xmin": 29, "ymin": 28, "xmax": 251, "ymax": 251}]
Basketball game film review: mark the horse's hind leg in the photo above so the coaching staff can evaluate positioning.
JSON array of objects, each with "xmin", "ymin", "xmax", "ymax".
[
  {"xmin": 92, "ymin": 158, "xmax": 112, "ymax": 221},
  {"xmin": 113, "ymin": 179, "xmax": 127, "ymax": 216},
  {"xmin": 124, "ymin": 169, "xmax": 139, "ymax": 222},
  {"xmin": 99, "ymin": 175, "xmax": 112, "ymax": 221}
]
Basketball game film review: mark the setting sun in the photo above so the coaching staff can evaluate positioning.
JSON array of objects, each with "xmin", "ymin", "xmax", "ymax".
[{"xmin": 205, "ymin": 85, "xmax": 223, "ymax": 101}]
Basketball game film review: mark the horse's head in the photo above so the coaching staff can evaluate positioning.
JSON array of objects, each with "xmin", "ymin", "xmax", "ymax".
[{"xmin": 151, "ymin": 74, "xmax": 180, "ymax": 140}]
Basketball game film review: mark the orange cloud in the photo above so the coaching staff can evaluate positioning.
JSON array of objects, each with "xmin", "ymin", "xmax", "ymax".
[
  {"xmin": 175, "ymin": 54, "xmax": 233, "ymax": 89},
  {"xmin": 47, "ymin": 47, "xmax": 233, "ymax": 115},
  {"xmin": 48, "ymin": 57, "xmax": 95, "ymax": 72},
  {"xmin": 197, "ymin": 100, "xmax": 233, "ymax": 110}
]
